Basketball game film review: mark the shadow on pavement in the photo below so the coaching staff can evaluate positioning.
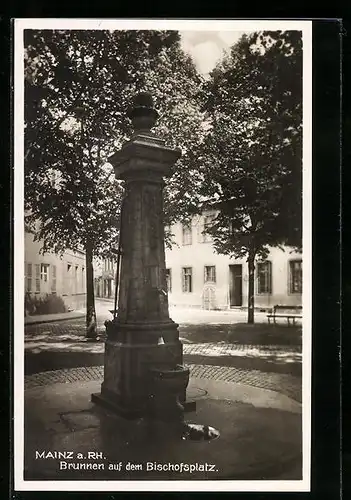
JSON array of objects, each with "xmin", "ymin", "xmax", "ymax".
[
  {"xmin": 26, "ymin": 320, "xmax": 302, "ymax": 347},
  {"xmin": 25, "ymin": 351, "xmax": 105, "ymax": 376},
  {"xmin": 179, "ymin": 323, "xmax": 302, "ymax": 346},
  {"xmin": 25, "ymin": 350, "xmax": 301, "ymax": 377},
  {"xmin": 184, "ymin": 354, "xmax": 301, "ymax": 377}
]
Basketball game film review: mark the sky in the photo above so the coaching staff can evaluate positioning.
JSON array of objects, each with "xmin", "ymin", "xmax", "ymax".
[{"xmin": 179, "ymin": 31, "xmax": 247, "ymax": 77}]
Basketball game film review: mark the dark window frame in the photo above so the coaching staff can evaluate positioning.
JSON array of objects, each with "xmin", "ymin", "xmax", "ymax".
[
  {"xmin": 182, "ymin": 267, "xmax": 193, "ymax": 293},
  {"xmin": 182, "ymin": 224, "xmax": 192, "ymax": 246},
  {"xmin": 289, "ymin": 259, "xmax": 302, "ymax": 294},
  {"xmin": 165, "ymin": 268, "xmax": 172, "ymax": 293},
  {"xmin": 257, "ymin": 261, "xmax": 272, "ymax": 295},
  {"xmin": 202, "ymin": 214, "xmax": 215, "ymax": 243},
  {"xmin": 204, "ymin": 265, "xmax": 216, "ymax": 283}
]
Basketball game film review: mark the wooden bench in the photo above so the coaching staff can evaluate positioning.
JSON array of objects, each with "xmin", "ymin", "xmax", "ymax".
[{"xmin": 267, "ymin": 305, "xmax": 302, "ymax": 326}]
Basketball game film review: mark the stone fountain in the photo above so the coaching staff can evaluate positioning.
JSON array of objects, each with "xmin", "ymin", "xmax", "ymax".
[{"xmin": 91, "ymin": 92, "xmax": 195, "ymax": 429}]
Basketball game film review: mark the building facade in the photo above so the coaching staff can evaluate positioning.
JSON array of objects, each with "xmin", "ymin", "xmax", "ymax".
[
  {"xmin": 96, "ymin": 211, "xmax": 303, "ymax": 311},
  {"xmin": 93, "ymin": 258, "xmax": 116, "ymax": 300},
  {"xmin": 25, "ymin": 230, "xmax": 86, "ymax": 312},
  {"xmin": 164, "ymin": 212, "xmax": 303, "ymax": 311}
]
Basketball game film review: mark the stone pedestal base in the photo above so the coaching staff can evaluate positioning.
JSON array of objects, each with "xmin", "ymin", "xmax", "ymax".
[{"xmin": 92, "ymin": 320, "xmax": 196, "ymax": 419}]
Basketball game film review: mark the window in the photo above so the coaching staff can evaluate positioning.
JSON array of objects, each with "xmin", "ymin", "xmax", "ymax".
[
  {"xmin": 165, "ymin": 268, "xmax": 172, "ymax": 293},
  {"xmin": 51, "ymin": 265, "xmax": 57, "ymax": 293},
  {"xmin": 75, "ymin": 265, "xmax": 79, "ymax": 292},
  {"xmin": 182, "ymin": 224, "xmax": 192, "ymax": 246},
  {"xmin": 289, "ymin": 260, "xmax": 302, "ymax": 294},
  {"xmin": 82, "ymin": 267, "xmax": 85, "ymax": 290},
  {"xmin": 182, "ymin": 267, "xmax": 193, "ymax": 293},
  {"xmin": 257, "ymin": 261, "xmax": 272, "ymax": 294},
  {"xmin": 40, "ymin": 263, "xmax": 49, "ymax": 282},
  {"xmin": 202, "ymin": 214, "xmax": 215, "ymax": 243},
  {"xmin": 26, "ymin": 263, "xmax": 32, "ymax": 292},
  {"xmin": 204, "ymin": 265, "xmax": 216, "ymax": 283},
  {"xmin": 66, "ymin": 263, "xmax": 72, "ymax": 295}
]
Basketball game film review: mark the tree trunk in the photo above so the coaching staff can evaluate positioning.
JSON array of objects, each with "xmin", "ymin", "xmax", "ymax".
[
  {"xmin": 247, "ymin": 251, "xmax": 255, "ymax": 324},
  {"xmin": 85, "ymin": 240, "xmax": 97, "ymax": 339}
]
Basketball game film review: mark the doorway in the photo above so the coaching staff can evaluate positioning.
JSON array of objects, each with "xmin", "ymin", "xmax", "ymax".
[{"xmin": 229, "ymin": 264, "xmax": 243, "ymax": 307}]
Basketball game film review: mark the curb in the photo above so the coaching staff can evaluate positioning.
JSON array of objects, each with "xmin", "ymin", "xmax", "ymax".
[{"xmin": 25, "ymin": 312, "xmax": 85, "ymax": 326}]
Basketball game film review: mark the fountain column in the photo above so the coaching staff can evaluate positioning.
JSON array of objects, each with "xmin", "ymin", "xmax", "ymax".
[{"xmin": 92, "ymin": 93, "xmax": 194, "ymax": 419}]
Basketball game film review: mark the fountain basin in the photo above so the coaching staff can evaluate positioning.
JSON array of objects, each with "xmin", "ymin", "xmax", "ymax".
[
  {"xmin": 146, "ymin": 364, "xmax": 190, "ymax": 422},
  {"xmin": 148, "ymin": 364, "xmax": 190, "ymax": 396}
]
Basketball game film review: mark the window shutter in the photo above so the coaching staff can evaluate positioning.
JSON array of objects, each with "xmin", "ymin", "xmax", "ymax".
[
  {"xmin": 35, "ymin": 264, "xmax": 40, "ymax": 292},
  {"xmin": 289, "ymin": 260, "xmax": 302, "ymax": 294},
  {"xmin": 182, "ymin": 268, "xmax": 186, "ymax": 293},
  {"xmin": 26, "ymin": 263, "xmax": 32, "ymax": 292},
  {"xmin": 52, "ymin": 265, "xmax": 57, "ymax": 292}
]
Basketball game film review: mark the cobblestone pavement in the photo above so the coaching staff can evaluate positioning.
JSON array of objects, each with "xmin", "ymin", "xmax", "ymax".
[
  {"xmin": 25, "ymin": 318, "xmax": 301, "ymax": 352},
  {"xmin": 25, "ymin": 318, "xmax": 100, "ymax": 337},
  {"xmin": 24, "ymin": 318, "xmax": 302, "ymax": 373},
  {"xmin": 24, "ymin": 363, "xmax": 302, "ymax": 403},
  {"xmin": 25, "ymin": 338, "xmax": 301, "ymax": 363},
  {"xmin": 24, "ymin": 309, "xmax": 302, "ymax": 403}
]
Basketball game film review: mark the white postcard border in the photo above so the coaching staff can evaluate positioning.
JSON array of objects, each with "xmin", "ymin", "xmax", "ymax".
[{"xmin": 14, "ymin": 18, "xmax": 313, "ymax": 493}]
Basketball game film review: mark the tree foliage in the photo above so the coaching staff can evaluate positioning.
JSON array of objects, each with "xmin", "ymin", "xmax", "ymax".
[
  {"xmin": 24, "ymin": 29, "xmax": 205, "ymax": 256},
  {"xmin": 198, "ymin": 31, "xmax": 303, "ymax": 322},
  {"xmin": 24, "ymin": 29, "xmax": 206, "ymax": 335}
]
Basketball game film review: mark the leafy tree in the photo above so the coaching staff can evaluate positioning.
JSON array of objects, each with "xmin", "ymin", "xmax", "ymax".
[
  {"xmin": 24, "ymin": 29, "xmax": 205, "ymax": 336},
  {"xmin": 199, "ymin": 31, "xmax": 303, "ymax": 323}
]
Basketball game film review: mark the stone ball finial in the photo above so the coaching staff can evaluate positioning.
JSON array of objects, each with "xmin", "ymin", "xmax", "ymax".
[{"xmin": 127, "ymin": 92, "xmax": 159, "ymax": 133}]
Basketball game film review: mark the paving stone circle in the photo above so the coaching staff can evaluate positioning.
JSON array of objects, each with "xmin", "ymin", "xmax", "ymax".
[{"xmin": 24, "ymin": 363, "xmax": 302, "ymax": 403}]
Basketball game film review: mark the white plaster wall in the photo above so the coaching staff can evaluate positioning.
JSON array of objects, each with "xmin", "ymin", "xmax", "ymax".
[
  {"xmin": 165, "ymin": 219, "xmax": 302, "ymax": 310},
  {"xmin": 25, "ymin": 231, "xmax": 86, "ymax": 310}
]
